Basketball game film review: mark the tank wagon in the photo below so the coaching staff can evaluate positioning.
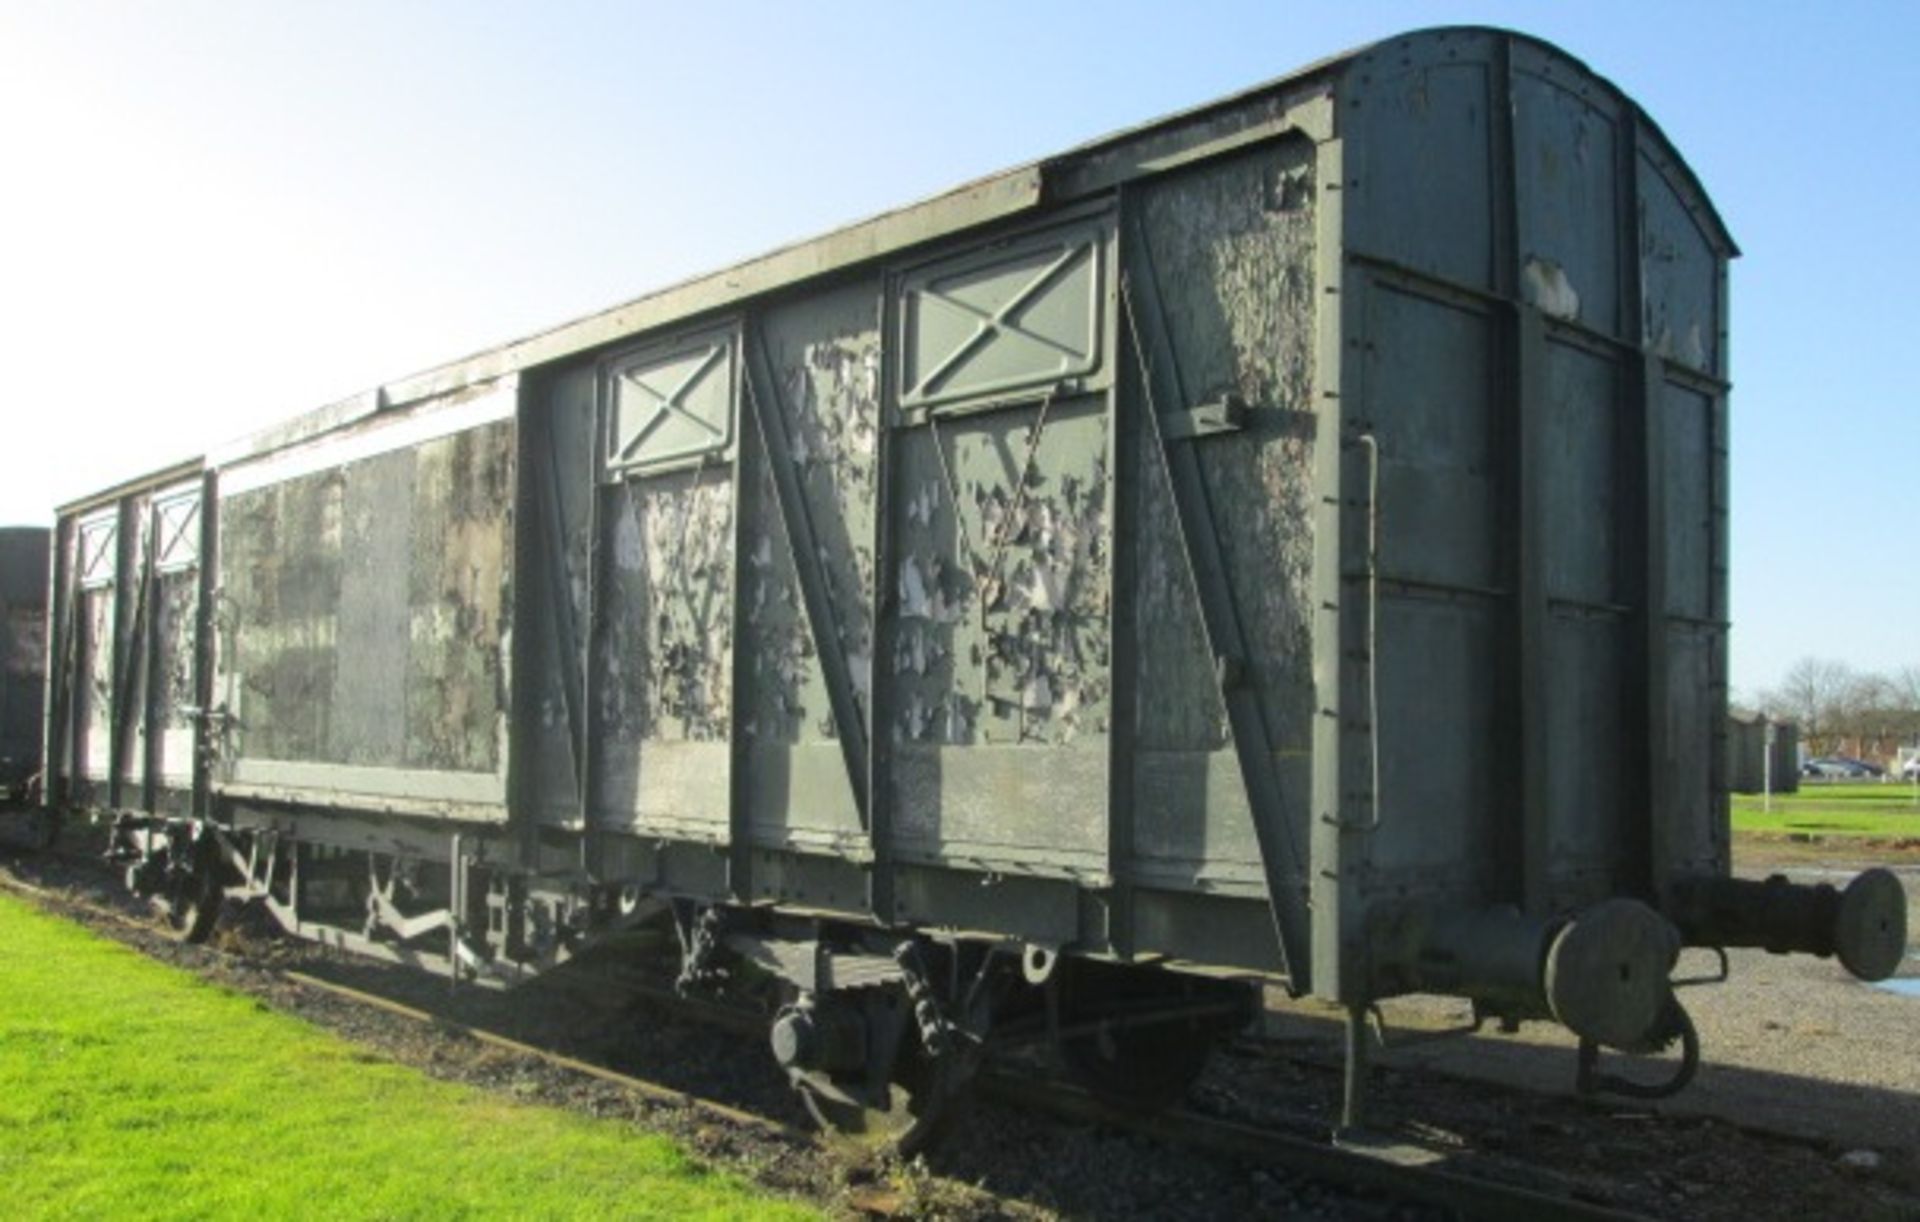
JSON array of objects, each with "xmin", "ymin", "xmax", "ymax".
[{"xmin": 41, "ymin": 27, "xmax": 1907, "ymax": 1146}]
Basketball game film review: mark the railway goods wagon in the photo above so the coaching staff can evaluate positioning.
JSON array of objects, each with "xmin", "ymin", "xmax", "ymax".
[
  {"xmin": 2, "ymin": 526, "xmax": 49, "ymax": 800},
  {"xmin": 42, "ymin": 27, "xmax": 1906, "ymax": 1147},
  {"xmin": 0, "ymin": 525, "xmax": 53, "ymax": 850}
]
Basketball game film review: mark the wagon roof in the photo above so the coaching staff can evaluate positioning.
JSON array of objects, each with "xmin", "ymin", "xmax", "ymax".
[{"xmin": 195, "ymin": 25, "xmax": 1731, "ymax": 470}]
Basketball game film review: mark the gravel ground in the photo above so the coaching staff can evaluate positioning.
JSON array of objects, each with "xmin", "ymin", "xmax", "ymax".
[
  {"xmin": 6, "ymin": 835, "xmax": 1918, "ymax": 1221},
  {"xmin": 1264, "ymin": 837, "xmax": 1920, "ymax": 1216}
]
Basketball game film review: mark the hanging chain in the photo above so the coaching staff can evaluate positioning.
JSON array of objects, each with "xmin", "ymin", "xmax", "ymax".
[{"xmin": 924, "ymin": 386, "xmax": 1057, "ymax": 599}]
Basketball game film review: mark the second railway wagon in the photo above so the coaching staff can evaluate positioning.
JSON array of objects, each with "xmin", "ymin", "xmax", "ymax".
[
  {"xmin": 2, "ymin": 526, "xmax": 49, "ymax": 808},
  {"xmin": 43, "ymin": 26, "xmax": 1905, "ymax": 1146}
]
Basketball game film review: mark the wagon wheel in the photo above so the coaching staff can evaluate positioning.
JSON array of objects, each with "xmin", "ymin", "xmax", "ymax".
[
  {"xmin": 147, "ymin": 857, "xmax": 222, "ymax": 944},
  {"xmin": 788, "ymin": 988, "xmax": 958, "ymax": 1155},
  {"xmin": 795, "ymin": 1039, "xmax": 953, "ymax": 1154}
]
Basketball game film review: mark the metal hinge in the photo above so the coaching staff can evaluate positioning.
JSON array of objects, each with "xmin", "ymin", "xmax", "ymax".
[{"xmin": 1160, "ymin": 394, "xmax": 1249, "ymax": 441}]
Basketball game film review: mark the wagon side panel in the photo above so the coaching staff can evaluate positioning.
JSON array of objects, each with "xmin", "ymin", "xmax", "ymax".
[
  {"xmin": 144, "ymin": 484, "xmax": 205, "ymax": 814},
  {"xmin": 582, "ymin": 328, "xmax": 740, "ymax": 841},
  {"xmin": 1126, "ymin": 141, "xmax": 1321, "ymax": 895},
  {"xmin": 1117, "ymin": 139, "xmax": 1323, "ymax": 977},
  {"xmin": 213, "ymin": 385, "xmax": 517, "ymax": 822},
  {"xmin": 739, "ymin": 283, "xmax": 879, "ymax": 851},
  {"xmin": 878, "ymin": 213, "xmax": 1118, "ymax": 925},
  {"xmin": 0, "ymin": 528, "xmax": 49, "ymax": 792}
]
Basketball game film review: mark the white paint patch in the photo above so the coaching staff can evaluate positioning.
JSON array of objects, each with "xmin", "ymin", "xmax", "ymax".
[
  {"xmin": 899, "ymin": 555, "xmax": 931, "ymax": 619},
  {"xmin": 944, "ymin": 700, "xmax": 971, "ymax": 743},
  {"xmin": 1684, "ymin": 321, "xmax": 1706, "ymax": 369},
  {"xmin": 847, "ymin": 652, "xmax": 872, "ymax": 701},
  {"xmin": 898, "ymin": 555, "xmax": 964, "ymax": 623},
  {"xmin": 614, "ymin": 505, "xmax": 645, "ymax": 571},
  {"xmin": 1020, "ymin": 674, "xmax": 1053, "ymax": 712},
  {"xmin": 1522, "ymin": 256, "xmax": 1581, "ymax": 322},
  {"xmin": 1021, "ymin": 565, "xmax": 1060, "ymax": 612}
]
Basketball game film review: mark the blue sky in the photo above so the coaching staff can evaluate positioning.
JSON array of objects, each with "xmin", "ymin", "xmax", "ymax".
[{"xmin": 1, "ymin": 1, "xmax": 1912, "ymax": 698}]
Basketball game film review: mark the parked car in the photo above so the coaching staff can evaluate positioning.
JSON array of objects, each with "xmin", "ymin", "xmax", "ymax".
[
  {"xmin": 1902, "ymin": 756, "xmax": 1920, "ymax": 781},
  {"xmin": 1802, "ymin": 757, "xmax": 1875, "ymax": 779}
]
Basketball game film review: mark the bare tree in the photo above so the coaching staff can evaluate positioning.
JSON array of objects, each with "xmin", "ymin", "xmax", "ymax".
[
  {"xmin": 1765, "ymin": 659, "xmax": 1920, "ymax": 758},
  {"xmin": 1889, "ymin": 665, "xmax": 1920, "ymax": 715},
  {"xmin": 1836, "ymin": 672, "xmax": 1895, "ymax": 756},
  {"xmin": 1883, "ymin": 666, "xmax": 1920, "ymax": 749},
  {"xmin": 1763, "ymin": 657, "xmax": 1853, "ymax": 744}
]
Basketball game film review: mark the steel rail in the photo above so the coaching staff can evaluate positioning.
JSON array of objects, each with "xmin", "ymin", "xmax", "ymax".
[
  {"xmin": 277, "ymin": 968, "xmax": 803, "ymax": 1140},
  {"xmin": 978, "ymin": 1070, "xmax": 1652, "ymax": 1222}
]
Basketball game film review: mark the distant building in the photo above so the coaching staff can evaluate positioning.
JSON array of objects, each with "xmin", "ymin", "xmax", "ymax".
[{"xmin": 1728, "ymin": 714, "xmax": 1799, "ymax": 794}]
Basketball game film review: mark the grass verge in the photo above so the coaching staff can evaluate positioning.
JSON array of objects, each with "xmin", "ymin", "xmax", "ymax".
[
  {"xmin": 0, "ymin": 890, "xmax": 814, "ymax": 1221},
  {"xmin": 1731, "ymin": 780, "xmax": 1920, "ymax": 838}
]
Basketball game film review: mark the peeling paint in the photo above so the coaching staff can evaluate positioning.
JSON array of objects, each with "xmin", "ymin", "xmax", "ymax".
[
  {"xmin": 218, "ymin": 416, "xmax": 513, "ymax": 777},
  {"xmin": 1523, "ymin": 255, "xmax": 1582, "ymax": 322},
  {"xmin": 222, "ymin": 465, "xmax": 345, "ymax": 765},
  {"xmin": 886, "ymin": 394, "xmax": 1111, "ymax": 748},
  {"xmin": 897, "ymin": 554, "xmax": 966, "ymax": 624},
  {"xmin": 598, "ymin": 468, "xmax": 733, "ymax": 741},
  {"xmin": 157, "ymin": 576, "xmax": 196, "ymax": 730},
  {"xmin": 1638, "ymin": 168, "xmax": 1719, "ymax": 375},
  {"xmin": 614, "ymin": 507, "xmax": 646, "ymax": 571},
  {"xmin": 79, "ymin": 588, "xmax": 114, "ymax": 776},
  {"xmin": 746, "ymin": 288, "xmax": 885, "ymax": 746},
  {"xmin": 1136, "ymin": 141, "xmax": 1317, "ymax": 768},
  {"xmin": 406, "ymin": 427, "xmax": 514, "ymax": 772}
]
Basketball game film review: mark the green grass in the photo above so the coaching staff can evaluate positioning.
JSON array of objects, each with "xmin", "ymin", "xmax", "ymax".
[
  {"xmin": 1732, "ymin": 780, "xmax": 1920, "ymax": 838},
  {"xmin": 0, "ymin": 891, "xmax": 815, "ymax": 1221}
]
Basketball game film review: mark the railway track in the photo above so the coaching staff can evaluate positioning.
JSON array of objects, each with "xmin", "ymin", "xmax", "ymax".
[
  {"xmin": 279, "ymin": 966, "xmax": 1648, "ymax": 1222},
  {"xmin": 980, "ymin": 1075, "xmax": 1646, "ymax": 1222},
  {"xmin": 1, "ymin": 855, "xmax": 1654, "ymax": 1222}
]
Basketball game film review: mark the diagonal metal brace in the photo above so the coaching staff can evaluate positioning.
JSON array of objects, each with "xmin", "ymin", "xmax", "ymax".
[
  {"xmin": 1119, "ymin": 210, "xmax": 1310, "ymax": 984},
  {"xmin": 741, "ymin": 322, "xmax": 872, "ymax": 826}
]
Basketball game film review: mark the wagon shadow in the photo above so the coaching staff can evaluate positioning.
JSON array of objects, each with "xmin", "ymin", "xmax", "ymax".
[{"xmin": 915, "ymin": 995, "xmax": 1920, "ymax": 1218}]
